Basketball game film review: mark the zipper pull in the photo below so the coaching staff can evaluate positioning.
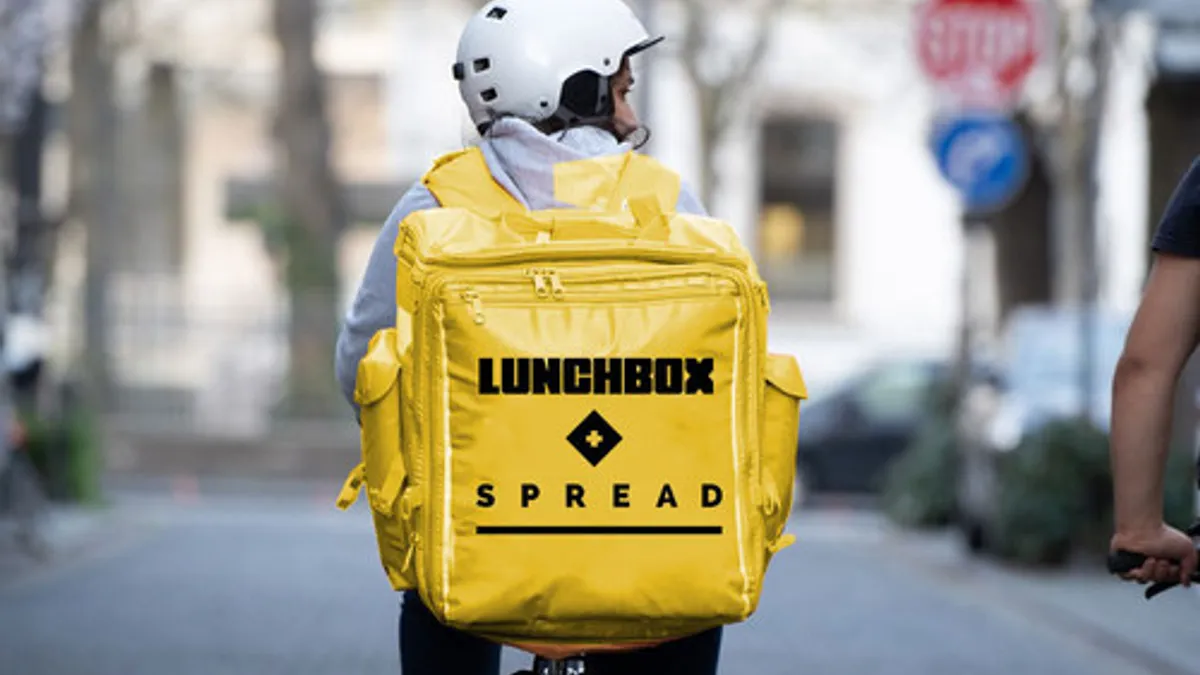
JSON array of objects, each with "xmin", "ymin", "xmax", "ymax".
[
  {"xmin": 548, "ymin": 270, "xmax": 565, "ymax": 299},
  {"xmin": 530, "ymin": 269, "xmax": 550, "ymax": 299},
  {"xmin": 461, "ymin": 289, "xmax": 485, "ymax": 324}
]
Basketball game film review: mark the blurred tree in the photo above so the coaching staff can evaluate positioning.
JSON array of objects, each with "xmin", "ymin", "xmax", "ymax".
[
  {"xmin": 0, "ymin": 0, "xmax": 49, "ymax": 146},
  {"xmin": 270, "ymin": 0, "xmax": 347, "ymax": 418},
  {"xmin": 0, "ymin": 1, "xmax": 61, "ymax": 344},
  {"xmin": 678, "ymin": 0, "xmax": 784, "ymax": 208},
  {"xmin": 0, "ymin": 0, "xmax": 108, "ymax": 408},
  {"xmin": 71, "ymin": 0, "xmax": 122, "ymax": 411},
  {"xmin": 0, "ymin": 0, "xmax": 116, "ymax": 498}
]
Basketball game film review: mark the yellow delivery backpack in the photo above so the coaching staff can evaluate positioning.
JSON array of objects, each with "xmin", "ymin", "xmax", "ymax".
[{"xmin": 337, "ymin": 147, "xmax": 808, "ymax": 646}]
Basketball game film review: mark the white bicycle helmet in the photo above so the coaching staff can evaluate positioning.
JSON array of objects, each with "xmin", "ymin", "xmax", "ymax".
[{"xmin": 453, "ymin": 0, "xmax": 662, "ymax": 133}]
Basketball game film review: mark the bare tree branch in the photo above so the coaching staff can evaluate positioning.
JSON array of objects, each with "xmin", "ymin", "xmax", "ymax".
[
  {"xmin": 677, "ymin": 0, "xmax": 784, "ymax": 204},
  {"xmin": 679, "ymin": 0, "xmax": 708, "ymax": 93},
  {"xmin": 734, "ymin": 0, "xmax": 785, "ymax": 85},
  {"xmin": 713, "ymin": 0, "xmax": 783, "ymax": 136},
  {"xmin": 0, "ymin": 0, "xmax": 51, "ymax": 134},
  {"xmin": 0, "ymin": 0, "xmax": 101, "ymax": 134}
]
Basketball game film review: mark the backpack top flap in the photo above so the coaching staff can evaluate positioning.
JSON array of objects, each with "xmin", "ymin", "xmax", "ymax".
[
  {"xmin": 421, "ymin": 146, "xmax": 681, "ymax": 216},
  {"xmin": 405, "ymin": 148, "xmax": 764, "ymax": 277}
]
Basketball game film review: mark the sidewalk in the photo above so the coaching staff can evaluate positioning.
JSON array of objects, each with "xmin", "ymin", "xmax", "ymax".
[{"xmin": 884, "ymin": 526, "xmax": 1200, "ymax": 675}]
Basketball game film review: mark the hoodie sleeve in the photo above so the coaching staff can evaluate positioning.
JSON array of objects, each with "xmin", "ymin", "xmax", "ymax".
[{"xmin": 335, "ymin": 183, "xmax": 439, "ymax": 413}]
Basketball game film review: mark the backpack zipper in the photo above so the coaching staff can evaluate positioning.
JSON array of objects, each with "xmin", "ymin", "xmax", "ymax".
[
  {"xmin": 414, "ymin": 262, "xmax": 766, "ymax": 607},
  {"xmin": 526, "ymin": 268, "xmax": 551, "ymax": 299},
  {"xmin": 548, "ymin": 271, "xmax": 566, "ymax": 298},
  {"xmin": 461, "ymin": 290, "xmax": 485, "ymax": 324}
]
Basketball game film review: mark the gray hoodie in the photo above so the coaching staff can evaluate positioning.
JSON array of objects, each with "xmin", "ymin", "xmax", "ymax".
[{"xmin": 334, "ymin": 117, "xmax": 708, "ymax": 410}]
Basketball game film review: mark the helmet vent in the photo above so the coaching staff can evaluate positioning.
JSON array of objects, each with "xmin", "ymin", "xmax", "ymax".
[
  {"xmin": 480, "ymin": 88, "xmax": 499, "ymax": 103},
  {"xmin": 486, "ymin": 6, "xmax": 508, "ymax": 20},
  {"xmin": 473, "ymin": 58, "xmax": 491, "ymax": 73}
]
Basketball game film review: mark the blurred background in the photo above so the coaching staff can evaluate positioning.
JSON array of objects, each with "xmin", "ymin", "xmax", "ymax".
[{"xmin": 0, "ymin": 0, "xmax": 1199, "ymax": 673}]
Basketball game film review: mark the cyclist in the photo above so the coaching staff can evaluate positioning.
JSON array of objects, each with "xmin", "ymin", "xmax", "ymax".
[
  {"xmin": 334, "ymin": 1, "xmax": 721, "ymax": 673},
  {"xmin": 1110, "ymin": 155, "xmax": 1200, "ymax": 587},
  {"xmin": 3, "ymin": 313, "xmax": 48, "ymax": 410}
]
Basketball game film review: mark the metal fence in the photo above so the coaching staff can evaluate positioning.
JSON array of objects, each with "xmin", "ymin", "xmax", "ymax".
[{"xmin": 68, "ymin": 276, "xmax": 354, "ymax": 442}]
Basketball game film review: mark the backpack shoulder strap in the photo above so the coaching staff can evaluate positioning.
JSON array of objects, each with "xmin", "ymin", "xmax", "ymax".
[{"xmin": 421, "ymin": 147, "xmax": 525, "ymax": 218}]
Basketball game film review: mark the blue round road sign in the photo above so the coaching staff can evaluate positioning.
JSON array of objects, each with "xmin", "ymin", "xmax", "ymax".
[{"xmin": 931, "ymin": 112, "xmax": 1029, "ymax": 216}]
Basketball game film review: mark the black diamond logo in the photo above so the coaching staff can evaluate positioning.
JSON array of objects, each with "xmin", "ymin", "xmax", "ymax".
[{"xmin": 566, "ymin": 411, "xmax": 623, "ymax": 467}]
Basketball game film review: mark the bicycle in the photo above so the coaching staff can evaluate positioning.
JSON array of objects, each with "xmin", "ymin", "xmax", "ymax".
[
  {"xmin": 511, "ymin": 656, "xmax": 587, "ymax": 675},
  {"xmin": 1106, "ymin": 520, "xmax": 1200, "ymax": 599}
]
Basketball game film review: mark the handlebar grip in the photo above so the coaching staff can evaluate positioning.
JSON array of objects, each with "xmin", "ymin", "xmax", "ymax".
[
  {"xmin": 1107, "ymin": 549, "xmax": 1147, "ymax": 575},
  {"xmin": 1109, "ymin": 522, "xmax": 1200, "ymax": 600},
  {"xmin": 1108, "ymin": 549, "xmax": 1189, "ymax": 600}
]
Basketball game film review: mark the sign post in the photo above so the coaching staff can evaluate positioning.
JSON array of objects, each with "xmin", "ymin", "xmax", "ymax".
[
  {"xmin": 931, "ymin": 111, "xmax": 1029, "ymax": 381},
  {"xmin": 915, "ymin": 0, "xmax": 1044, "ymax": 410}
]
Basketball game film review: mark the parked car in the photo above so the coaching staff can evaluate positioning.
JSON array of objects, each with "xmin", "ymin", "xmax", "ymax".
[
  {"xmin": 955, "ymin": 305, "xmax": 1132, "ymax": 553},
  {"xmin": 794, "ymin": 355, "xmax": 987, "ymax": 505}
]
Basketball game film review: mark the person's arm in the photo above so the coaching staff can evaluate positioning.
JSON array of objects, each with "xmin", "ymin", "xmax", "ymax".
[
  {"xmin": 334, "ymin": 184, "xmax": 439, "ymax": 413},
  {"xmin": 1111, "ymin": 252, "xmax": 1200, "ymax": 534},
  {"xmin": 1110, "ymin": 157, "xmax": 1200, "ymax": 584}
]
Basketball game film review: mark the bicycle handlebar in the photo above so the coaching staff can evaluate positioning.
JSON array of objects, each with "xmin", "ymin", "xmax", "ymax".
[
  {"xmin": 1106, "ymin": 521, "xmax": 1200, "ymax": 600},
  {"xmin": 1106, "ymin": 550, "xmax": 1199, "ymax": 599}
]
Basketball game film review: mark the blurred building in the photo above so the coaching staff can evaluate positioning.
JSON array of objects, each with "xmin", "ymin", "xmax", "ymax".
[
  {"xmin": 39, "ymin": 0, "xmax": 399, "ymax": 439},
  {"xmin": 29, "ymin": 0, "xmax": 1200, "ymax": 456}
]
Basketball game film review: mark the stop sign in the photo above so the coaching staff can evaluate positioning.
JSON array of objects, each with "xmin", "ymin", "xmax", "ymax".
[{"xmin": 916, "ymin": 0, "xmax": 1043, "ymax": 106}]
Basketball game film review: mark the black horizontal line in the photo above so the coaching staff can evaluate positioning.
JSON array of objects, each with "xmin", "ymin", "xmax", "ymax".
[{"xmin": 475, "ymin": 525, "xmax": 723, "ymax": 535}]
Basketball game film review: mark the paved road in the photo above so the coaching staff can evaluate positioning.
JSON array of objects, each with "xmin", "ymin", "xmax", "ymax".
[{"xmin": 0, "ymin": 491, "xmax": 1171, "ymax": 675}]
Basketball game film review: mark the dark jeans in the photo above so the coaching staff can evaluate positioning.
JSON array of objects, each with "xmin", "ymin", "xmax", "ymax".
[{"xmin": 399, "ymin": 590, "xmax": 723, "ymax": 675}]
